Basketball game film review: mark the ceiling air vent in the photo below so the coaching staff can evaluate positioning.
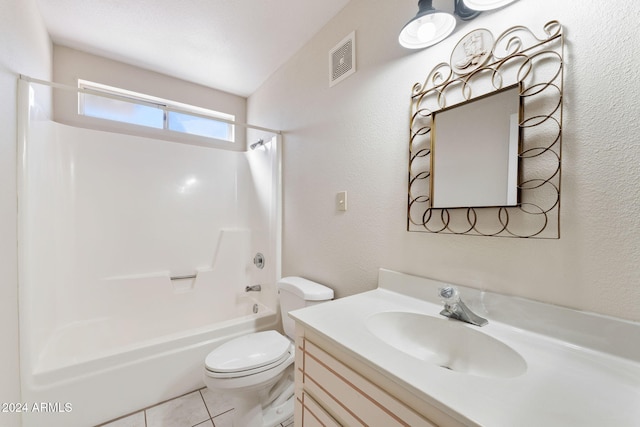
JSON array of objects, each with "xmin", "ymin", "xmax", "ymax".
[{"xmin": 329, "ymin": 31, "xmax": 356, "ymax": 87}]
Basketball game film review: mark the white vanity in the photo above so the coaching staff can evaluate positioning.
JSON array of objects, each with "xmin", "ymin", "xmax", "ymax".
[{"xmin": 289, "ymin": 269, "xmax": 640, "ymax": 426}]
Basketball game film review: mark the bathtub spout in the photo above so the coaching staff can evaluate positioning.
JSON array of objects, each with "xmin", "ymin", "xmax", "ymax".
[{"xmin": 245, "ymin": 285, "xmax": 261, "ymax": 292}]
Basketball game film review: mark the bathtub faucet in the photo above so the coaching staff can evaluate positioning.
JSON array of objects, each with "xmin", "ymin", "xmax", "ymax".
[
  {"xmin": 245, "ymin": 285, "xmax": 262, "ymax": 292},
  {"xmin": 438, "ymin": 286, "xmax": 488, "ymax": 327}
]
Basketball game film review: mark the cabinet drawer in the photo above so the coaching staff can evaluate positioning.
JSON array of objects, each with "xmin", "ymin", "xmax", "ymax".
[
  {"xmin": 300, "ymin": 391, "xmax": 342, "ymax": 427},
  {"xmin": 302, "ymin": 340, "xmax": 436, "ymax": 427}
]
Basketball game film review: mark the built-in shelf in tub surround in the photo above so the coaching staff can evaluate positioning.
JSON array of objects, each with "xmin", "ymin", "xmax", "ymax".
[{"xmin": 289, "ymin": 269, "xmax": 640, "ymax": 427}]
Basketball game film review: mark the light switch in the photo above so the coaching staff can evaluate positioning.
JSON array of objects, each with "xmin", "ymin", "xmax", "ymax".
[{"xmin": 336, "ymin": 191, "xmax": 347, "ymax": 211}]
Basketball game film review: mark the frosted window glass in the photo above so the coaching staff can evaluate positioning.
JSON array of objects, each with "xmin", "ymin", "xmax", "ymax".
[
  {"xmin": 168, "ymin": 111, "xmax": 234, "ymax": 141},
  {"xmin": 82, "ymin": 93, "xmax": 164, "ymax": 129}
]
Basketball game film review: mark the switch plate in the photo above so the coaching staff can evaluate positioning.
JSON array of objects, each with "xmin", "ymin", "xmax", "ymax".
[{"xmin": 337, "ymin": 191, "xmax": 348, "ymax": 211}]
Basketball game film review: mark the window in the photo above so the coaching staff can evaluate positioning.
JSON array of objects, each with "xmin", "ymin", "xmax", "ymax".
[{"xmin": 78, "ymin": 80, "xmax": 235, "ymax": 142}]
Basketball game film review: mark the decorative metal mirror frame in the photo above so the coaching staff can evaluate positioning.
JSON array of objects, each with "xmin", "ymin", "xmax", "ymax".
[{"xmin": 408, "ymin": 21, "xmax": 564, "ymax": 238}]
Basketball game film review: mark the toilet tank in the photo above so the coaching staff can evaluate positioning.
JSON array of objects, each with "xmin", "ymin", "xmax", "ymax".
[{"xmin": 277, "ymin": 277, "xmax": 333, "ymax": 340}]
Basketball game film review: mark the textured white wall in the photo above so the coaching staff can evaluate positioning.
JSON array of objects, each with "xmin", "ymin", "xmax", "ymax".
[
  {"xmin": 0, "ymin": 0, "xmax": 52, "ymax": 425},
  {"xmin": 248, "ymin": 0, "xmax": 640, "ymax": 321}
]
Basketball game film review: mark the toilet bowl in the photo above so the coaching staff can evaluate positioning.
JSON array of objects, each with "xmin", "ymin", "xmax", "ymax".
[{"xmin": 203, "ymin": 277, "xmax": 333, "ymax": 427}]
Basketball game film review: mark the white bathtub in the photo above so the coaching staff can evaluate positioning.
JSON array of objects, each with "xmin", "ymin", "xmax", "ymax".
[
  {"xmin": 20, "ymin": 226, "xmax": 279, "ymax": 427},
  {"xmin": 21, "ymin": 299, "xmax": 278, "ymax": 427}
]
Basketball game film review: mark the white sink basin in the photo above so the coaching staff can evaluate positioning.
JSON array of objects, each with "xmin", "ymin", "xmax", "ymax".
[{"xmin": 366, "ymin": 311, "xmax": 527, "ymax": 379}]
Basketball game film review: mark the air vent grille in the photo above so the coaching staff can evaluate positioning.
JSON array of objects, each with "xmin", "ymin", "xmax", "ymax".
[{"xmin": 329, "ymin": 31, "xmax": 356, "ymax": 87}]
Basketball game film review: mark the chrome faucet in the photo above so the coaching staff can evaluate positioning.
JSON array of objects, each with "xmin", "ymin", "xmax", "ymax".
[
  {"xmin": 438, "ymin": 286, "xmax": 488, "ymax": 327},
  {"xmin": 245, "ymin": 284, "xmax": 262, "ymax": 292}
]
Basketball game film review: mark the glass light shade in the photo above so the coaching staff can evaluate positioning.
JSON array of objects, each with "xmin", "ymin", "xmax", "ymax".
[
  {"xmin": 399, "ymin": 11, "xmax": 456, "ymax": 49},
  {"xmin": 462, "ymin": 0, "xmax": 518, "ymax": 11}
]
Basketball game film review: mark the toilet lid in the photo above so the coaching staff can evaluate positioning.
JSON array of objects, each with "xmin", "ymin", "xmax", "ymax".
[{"xmin": 205, "ymin": 331, "xmax": 291, "ymax": 374}]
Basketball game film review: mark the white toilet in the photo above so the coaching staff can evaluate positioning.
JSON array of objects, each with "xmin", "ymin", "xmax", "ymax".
[{"xmin": 203, "ymin": 277, "xmax": 333, "ymax": 427}]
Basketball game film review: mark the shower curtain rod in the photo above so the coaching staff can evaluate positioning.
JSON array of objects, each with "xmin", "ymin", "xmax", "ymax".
[{"xmin": 20, "ymin": 75, "xmax": 282, "ymax": 135}]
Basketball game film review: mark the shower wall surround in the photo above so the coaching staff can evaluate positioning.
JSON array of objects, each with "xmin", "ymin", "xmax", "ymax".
[{"xmin": 23, "ymin": 118, "xmax": 247, "ymax": 339}]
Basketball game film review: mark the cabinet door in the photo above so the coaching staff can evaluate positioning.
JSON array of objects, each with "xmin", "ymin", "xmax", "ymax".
[
  {"xmin": 301, "ymin": 391, "xmax": 342, "ymax": 427},
  {"xmin": 302, "ymin": 340, "xmax": 436, "ymax": 427}
]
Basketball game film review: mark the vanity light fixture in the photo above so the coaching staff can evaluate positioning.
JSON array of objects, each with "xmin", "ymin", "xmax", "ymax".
[
  {"xmin": 462, "ymin": 0, "xmax": 518, "ymax": 11},
  {"xmin": 399, "ymin": 0, "xmax": 518, "ymax": 49}
]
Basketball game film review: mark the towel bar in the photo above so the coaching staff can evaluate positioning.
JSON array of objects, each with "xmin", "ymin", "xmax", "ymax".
[{"xmin": 170, "ymin": 274, "xmax": 197, "ymax": 281}]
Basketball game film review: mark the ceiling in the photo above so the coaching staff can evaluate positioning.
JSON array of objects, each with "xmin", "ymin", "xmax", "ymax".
[{"xmin": 34, "ymin": 0, "xmax": 351, "ymax": 97}]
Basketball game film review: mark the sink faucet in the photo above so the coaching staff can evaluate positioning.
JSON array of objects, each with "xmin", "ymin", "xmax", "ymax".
[{"xmin": 438, "ymin": 286, "xmax": 488, "ymax": 327}]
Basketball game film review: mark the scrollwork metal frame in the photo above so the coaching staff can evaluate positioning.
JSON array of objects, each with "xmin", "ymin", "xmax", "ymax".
[{"xmin": 408, "ymin": 21, "xmax": 564, "ymax": 238}]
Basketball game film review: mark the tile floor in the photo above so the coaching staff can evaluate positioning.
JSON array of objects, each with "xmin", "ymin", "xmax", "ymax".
[{"xmin": 96, "ymin": 387, "xmax": 294, "ymax": 427}]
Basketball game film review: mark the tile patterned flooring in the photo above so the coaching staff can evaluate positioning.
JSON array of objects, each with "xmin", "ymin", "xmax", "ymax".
[{"xmin": 96, "ymin": 387, "xmax": 294, "ymax": 427}]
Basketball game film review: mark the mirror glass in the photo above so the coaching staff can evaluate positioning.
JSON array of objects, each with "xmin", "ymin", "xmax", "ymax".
[{"xmin": 431, "ymin": 84, "xmax": 521, "ymax": 208}]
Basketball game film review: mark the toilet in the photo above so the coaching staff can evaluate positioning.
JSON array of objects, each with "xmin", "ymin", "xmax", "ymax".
[{"xmin": 203, "ymin": 277, "xmax": 333, "ymax": 427}]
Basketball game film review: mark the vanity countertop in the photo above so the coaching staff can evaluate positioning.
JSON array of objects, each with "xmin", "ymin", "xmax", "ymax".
[{"xmin": 289, "ymin": 269, "xmax": 640, "ymax": 427}]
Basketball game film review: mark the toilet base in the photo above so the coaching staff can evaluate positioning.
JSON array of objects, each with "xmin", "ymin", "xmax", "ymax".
[
  {"xmin": 262, "ymin": 393, "xmax": 294, "ymax": 427},
  {"xmin": 227, "ymin": 385, "xmax": 294, "ymax": 427},
  {"xmin": 211, "ymin": 365, "xmax": 294, "ymax": 427}
]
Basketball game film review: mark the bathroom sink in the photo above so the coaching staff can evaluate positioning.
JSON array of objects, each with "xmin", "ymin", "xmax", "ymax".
[{"xmin": 366, "ymin": 312, "xmax": 526, "ymax": 379}]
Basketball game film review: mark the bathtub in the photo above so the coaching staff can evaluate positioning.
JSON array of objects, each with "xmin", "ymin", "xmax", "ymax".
[
  {"xmin": 20, "ymin": 226, "xmax": 279, "ymax": 427},
  {"xmin": 21, "ymin": 298, "xmax": 278, "ymax": 427}
]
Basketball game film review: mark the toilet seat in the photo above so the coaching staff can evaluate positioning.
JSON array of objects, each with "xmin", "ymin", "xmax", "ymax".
[{"xmin": 205, "ymin": 331, "xmax": 293, "ymax": 379}]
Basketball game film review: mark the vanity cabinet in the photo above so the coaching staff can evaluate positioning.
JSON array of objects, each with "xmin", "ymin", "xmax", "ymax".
[
  {"xmin": 294, "ymin": 325, "xmax": 453, "ymax": 427},
  {"xmin": 299, "ymin": 391, "xmax": 341, "ymax": 427}
]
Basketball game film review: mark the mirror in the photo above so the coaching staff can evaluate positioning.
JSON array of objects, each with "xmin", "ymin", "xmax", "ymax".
[
  {"xmin": 431, "ymin": 84, "xmax": 521, "ymax": 208},
  {"xmin": 408, "ymin": 21, "xmax": 563, "ymax": 238}
]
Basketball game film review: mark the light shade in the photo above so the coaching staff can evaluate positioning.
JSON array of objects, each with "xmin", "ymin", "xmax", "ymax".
[
  {"xmin": 462, "ymin": 0, "xmax": 518, "ymax": 11},
  {"xmin": 399, "ymin": 0, "xmax": 457, "ymax": 49}
]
